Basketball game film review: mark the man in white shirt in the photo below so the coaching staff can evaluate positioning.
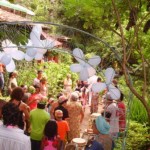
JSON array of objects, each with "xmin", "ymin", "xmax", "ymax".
[{"xmin": 0, "ymin": 102, "xmax": 31, "ymax": 150}]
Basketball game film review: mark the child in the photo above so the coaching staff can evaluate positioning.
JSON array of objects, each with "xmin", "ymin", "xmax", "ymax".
[
  {"xmin": 55, "ymin": 110, "xmax": 70, "ymax": 150},
  {"xmin": 42, "ymin": 120, "xmax": 60, "ymax": 150}
]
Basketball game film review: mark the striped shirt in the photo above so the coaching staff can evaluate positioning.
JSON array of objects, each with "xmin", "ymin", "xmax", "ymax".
[{"xmin": 0, "ymin": 125, "xmax": 31, "ymax": 150}]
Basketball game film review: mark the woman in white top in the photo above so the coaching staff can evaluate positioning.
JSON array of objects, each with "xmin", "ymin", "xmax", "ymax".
[{"xmin": 63, "ymin": 74, "xmax": 72, "ymax": 98}]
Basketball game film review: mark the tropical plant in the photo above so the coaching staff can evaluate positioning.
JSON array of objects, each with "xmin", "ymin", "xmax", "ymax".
[
  {"xmin": 50, "ymin": 0, "xmax": 150, "ymax": 125},
  {"xmin": 16, "ymin": 54, "xmax": 78, "ymax": 98},
  {"xmin": 116, "ymin": 121, "xmax": 150, "ymax": 150}
]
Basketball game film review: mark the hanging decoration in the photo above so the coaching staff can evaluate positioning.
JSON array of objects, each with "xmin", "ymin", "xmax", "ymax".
[
  {"xmin": 25, "ymin": 25, "xmax": 56, "ymax": 61},
  {"xmin": 0, "ymin": 25, "xmax": 57, "ymax": 71},
  {"xmin": 0, "ymin": 39, "xmax": 25, "ymax": 72},
  {"xmin": 92, "ymin": 67, "xmax": 121, "ymax": 100},
  {"xmin": 70, "ymin": 48, "xmax": 101, "ymax": 81}
]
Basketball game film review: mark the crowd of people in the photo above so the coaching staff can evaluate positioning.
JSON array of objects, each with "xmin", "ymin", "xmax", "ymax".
[{"xmin": 0, "ymin": 70, "xmax": 126, "ymax": 150}]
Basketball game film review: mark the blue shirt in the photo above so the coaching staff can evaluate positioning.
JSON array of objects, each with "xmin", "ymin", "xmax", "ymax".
[{"xmin": 85, "ymin": 140, "xmax": 104, "ymax": 150}]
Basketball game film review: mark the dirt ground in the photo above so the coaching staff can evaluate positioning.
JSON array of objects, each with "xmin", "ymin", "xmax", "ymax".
[{"xmin": 80, "ymin": 104, "xmax": 104, "ymax": 134}]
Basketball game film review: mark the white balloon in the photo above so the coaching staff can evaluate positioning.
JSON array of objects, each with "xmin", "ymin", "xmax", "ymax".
[
  {"xmin": 36, "ymin": 48, "xmax": 47, "ymax": 54},
  {"xmin": 92, "ymin": 83, "xmax": 106, "ymax": 93},
  {"xmin": 11, "ymin": 50, "xmax": 25, "ymax": 60},
  {"xmin": 26, "ymin": 39, "xmax": 33, "ymax": 46},
  {"xmin": 105, "ymin": 68, "xmax": 115, "ymax": 85},
  {"xmin": 0, "ymin": 52, "xmax": 4, "ymax": 60},
  {"xmin": 88, "ymin": 75, "xmax": 98, "ymax": 84},
  {"xmin": 73, "ymin": 48, "xmax": 85, "ymax": 64},
  {"xmin": 70, "ymin": 64, "xmax": 82, "ymax": 72},
  {"xmin": 79, "ymin": 68, "xmax": 89, "ymax": 81},
  {"xmin": 34, "ymin": 53, "xmax": 43, "ymax": 60},
  {"xmin": 32, "ymin": 25, "xmax": 42, "ymax": 35},
  {"xmin": 108, "ymin": 84, "xmax": 121, "ymax": 100},
  {"xmin": 6, "ymin": 59, "xmax": 15, "ymax": 72},
  {"xmin": 88, "ymin": 56, "xmax": 101, "ymax": 66},
  {"xmin": 86, "ymin": 66, "xmax": 96, "ymax": 77},
  {"xmin": 2, "ymin": 39, "xmax": 18, "ymax": 54},
  {"xmin": 41, "ymin": 39, "xmax": 55, "ymax": 49},
  {"xmin": 26, "ymin": 48, "xmax": 37, "ymax": 57},
  {"xmin": 2, "ymin": 39, "xmax": 11, "ymax": 47},
  {"xmin": 0, "ymin": 54, "xmax": 12, "ymax": 65},
  {"xmin": 25, "ymin": 54, "xmax": 33, "ymax": 61},
  {"xmin": 30, "ymin": 31, "xmax": 40, "ymax": 46}
]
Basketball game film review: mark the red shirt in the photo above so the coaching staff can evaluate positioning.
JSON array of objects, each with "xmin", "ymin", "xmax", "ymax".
[
  {"xmin": 28, "ymin": 93, "xmax": 43, "ymax": 110},
  {"xmin": 118, "ymin": 101, "xmax": 126, "ymax": 131}
]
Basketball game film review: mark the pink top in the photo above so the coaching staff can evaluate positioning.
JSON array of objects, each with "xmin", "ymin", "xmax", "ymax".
[{"xmin": 44, "ymin": 140, "xmax": 57, "ymax": 150}]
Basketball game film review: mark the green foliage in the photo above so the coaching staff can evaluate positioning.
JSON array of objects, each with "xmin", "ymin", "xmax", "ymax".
[
  {"xmin": 130, "ymin": 98, "xmax": 149, "ymax": 124},
  {"xmin": 115, "ymin": 121, "xmax": 150, "ymax": 150},
  {"xmin": 17, "ymin": 0, "xmax": 52, "ymax": 22},
  {"xmin": 16, "ymin": 60, "xmax": 78, "ymax": 98},
  {"xmin": 0, "ymin": 25, "xmax": 28, "ymax": 46},
  {"xmin": 126, "ymin": 121, "xmax": 150, "ymax": 150},
  {"xmin": 119, "ymin": 76, "xmax": 149, "ymax": 124}
]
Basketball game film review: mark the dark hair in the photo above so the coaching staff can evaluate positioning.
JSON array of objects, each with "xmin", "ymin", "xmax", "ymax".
[
  {"xmin": 56, "ymin": 93, "xmax": 63, "ymax": 99},
  {"xmin": 20, "ymin": 85, "xmax": 25, "ymax": 88},
  {"xmin": 0, "ymin": 99, "xmax": 7, "ymax": 119},
  {"xmin": 120, "ymin": 93, "xmax": 124, "ymax": 101},
  {"xmin": 37, "ymin": 70, "xmax": 43, "ymax": 74},
  {"xmin": 10, "ymin": 87, "xmax": 24, "ymax": 101},
  {"xmin": 97, "ymin": 77, "xmax": 101, "ymax": 82},
  {"xmin": 9, "ymin": 72, "xmax": 14, "ymax": 78},
  {"xmin": 2, "ymin": 102, "xmax": 24, "ymax": 128},
  {"xmin": 37, "ymin": 103, "xmax": 46, "ymax": 109},
  {"xmin": 44, "ymin": 120, "xmax": 58, "ymax": 140},
  {"xmin": 0, "ymin": 99, "xmax": 7, "ymax": 110},
  {"xmin": 34, "ymin": 85, "xmax": 40, "ymax": 89},
  {"xmin": 101, "ymin": 111, "xmax": 111, "ymax": 119}
]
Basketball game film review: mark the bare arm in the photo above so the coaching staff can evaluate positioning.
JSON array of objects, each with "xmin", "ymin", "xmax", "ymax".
[{"xmin": 80, "ymin": 108, "xmax": 84, "ymax": 123}]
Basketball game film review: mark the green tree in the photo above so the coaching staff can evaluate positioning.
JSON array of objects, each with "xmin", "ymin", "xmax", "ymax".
[
  {"xmin": 8, "ymin": 0, "xmax": 150, "ymax": 123},
  {"xmin": 54, "ymin": 0, "xmax": 150, "ymax": 123}
]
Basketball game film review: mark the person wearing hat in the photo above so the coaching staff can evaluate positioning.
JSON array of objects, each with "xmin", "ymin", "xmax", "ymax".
[
  {"xmin": 91, "ymin": 115, "xmax": 112, "ymax": 150},
  {"xmin": 54, "ymin": 96, "xmax": 69, "ymax": 120},
  {"xmin": 54, "ymin": 110, "xmax": 70, "ymax": 150},
  {"xmin": 67, "ymin": 92, "xmax": 84, "ymax": 141}
]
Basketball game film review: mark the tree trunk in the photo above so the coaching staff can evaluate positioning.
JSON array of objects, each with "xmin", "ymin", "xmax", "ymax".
[{"xmin": 112, "ymin": 0, "xmax": 150, "ymax": 124}]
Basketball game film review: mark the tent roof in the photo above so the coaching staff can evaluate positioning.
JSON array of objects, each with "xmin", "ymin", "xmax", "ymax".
[
  {"xmin": 0, "ymin": 0, "xmax": 35, "ymax": 16},
  {"xmin": 0, "ymin": 8, "xmax": 30, "ymax": 22}
]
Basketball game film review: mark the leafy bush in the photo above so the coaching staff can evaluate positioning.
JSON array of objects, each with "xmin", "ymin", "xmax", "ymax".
[
  {"xmin": 115, "ymin": 121, "xmax": 150, "ymax": 150},
  {"xmin": 130, "ymin": 98, "xmax": 149, "ymax": 124},
  {"xmin": 126, "ymin": 121, "xmax": 150, "ymax": 150},
  {"xmin": 119, "ymin": 76, "xmax": 149, "ymax": 124},
  {"xmin": 17, "ymin": 61, "xmax": 78, "ymax": 98}
]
